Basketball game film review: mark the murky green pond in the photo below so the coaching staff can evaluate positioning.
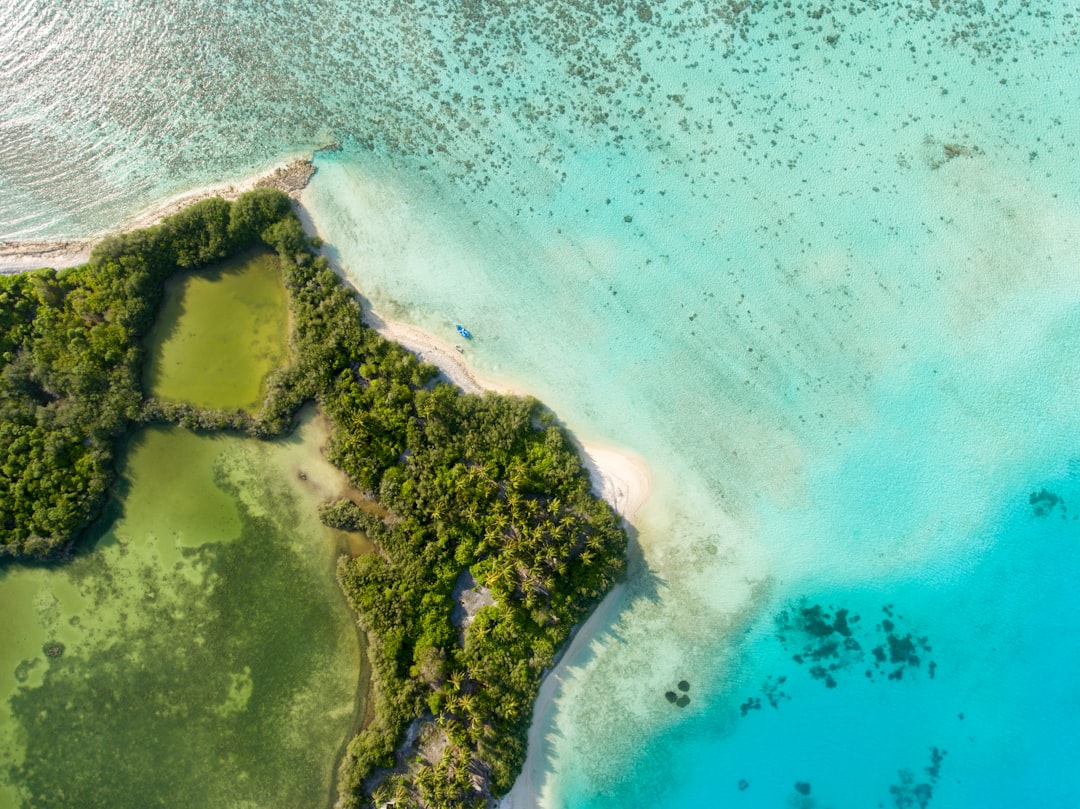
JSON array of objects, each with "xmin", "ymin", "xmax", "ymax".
[
  {"xmin": 144, "ymin": 250, "xmax": 289, "ymax": 412},
  {"xmin": 0, "ymin": 412, "xmax": 364, "ymax": 809},
  {"xmin": 1, "ymin": 245, "xmax": 364, "ymax": 809}
]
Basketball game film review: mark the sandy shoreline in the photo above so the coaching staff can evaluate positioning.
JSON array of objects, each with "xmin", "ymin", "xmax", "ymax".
[
  {"xmin": 299, "ymin": 193, "xmax": 651, "ymax": 809},
  {"xmin": 2, "ymin": 166, "xmax": 652, "ymax": 809},
  {"xmin": 497, "ymin": 581, "xmax": 627, "ymax": 809},
  {"xmin": 361, "ymin": 310, "xmax": 517, "ymax": 397},
  {"xmin": 0, "ymin": 158, "xmax": 654, "ymax": 516},
  {"xmin": 360, "ymin": 308, "xmax": 650, "ymax": 809},
  {"xmin": 0, "ymin": 156, "xmax": 317, "ymax": 275}
]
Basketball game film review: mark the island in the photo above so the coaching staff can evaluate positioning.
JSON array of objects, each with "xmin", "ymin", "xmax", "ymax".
[{"xmin": 0, "ymin": 189, "xmax": 628, "ymax": 809}]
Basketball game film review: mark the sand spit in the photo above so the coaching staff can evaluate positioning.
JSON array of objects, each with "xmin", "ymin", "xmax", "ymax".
[
  {"xmin": 0, "ymin": 157, "xmax": 317, "ymax": 275},
  {"xmin": 580, "ymin": 445, "xmax": 651, "ymax": 521},
  {"xmin": 0, "ymin": 241, "xmax": 94, "ymax": 275}
]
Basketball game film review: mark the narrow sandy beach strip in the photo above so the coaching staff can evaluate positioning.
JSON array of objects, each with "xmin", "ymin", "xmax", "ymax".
[
  {"xmin": 0, "ymin": 157, "xmax": 318, "ymax": 275},
  {"xmin": 357, "ymin": 300, "xmax": 650, "ymax": 809},
  {"xmin": 498, "ymin": 581, "xmax": 628, "ymax": 809},
  {"xmin": 0, "ymin": 242, "xmax": 94, "ymax": 274},
  {"xmin": 3, "ymin": 171, "xmax": 651, "ymax": 809},
  {"xmin": 362, "ymin": 310, "xmax": 518, "ymax": 397}
]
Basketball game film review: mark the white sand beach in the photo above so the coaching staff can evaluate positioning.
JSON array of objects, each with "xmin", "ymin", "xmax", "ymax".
[
  {"xmin": 2, "ymin": 168, "xmax": 653, "ymax": 809},
  {"xmin": 362, "ymin": 310, "xmax": 516, "ymax": 397}
]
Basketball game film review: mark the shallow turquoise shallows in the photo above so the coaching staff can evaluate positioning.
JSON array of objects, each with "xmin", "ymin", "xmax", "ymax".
[{"xmin": 3, "ymin": 1, "xmax": 1080, "ymax": 806}]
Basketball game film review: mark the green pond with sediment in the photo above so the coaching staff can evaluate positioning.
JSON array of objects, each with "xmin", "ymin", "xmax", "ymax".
[
  {"xmin": 144, "ymin": 250, "xmax": 289, "ymax": 412},
  {"xmin": 0, "ymin": 257, "xmax": 364, "ymax": 809}
]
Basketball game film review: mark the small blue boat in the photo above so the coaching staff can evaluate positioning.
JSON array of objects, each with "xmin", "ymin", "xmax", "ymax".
[{"xmin": 456, "ymin": 324, "xmax": 473, "ymax": 339}]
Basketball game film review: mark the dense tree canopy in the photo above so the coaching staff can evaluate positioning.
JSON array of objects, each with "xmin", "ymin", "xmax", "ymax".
[
  {"xmin": 0, "ymin": 189, "xmax": 628, "ymax": 808},
  {"xmin": 0, "ymin": 190, "xmax": 290, "ymax": 556}
]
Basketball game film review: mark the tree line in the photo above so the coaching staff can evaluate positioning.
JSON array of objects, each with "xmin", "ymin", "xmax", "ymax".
[
  {"xmin": 0, "ymin": 189, "xmax": 629, "ymax": 809},
  {"xmin": 0, "ymin": 190, "xmax": 293, "ymax": 556}
]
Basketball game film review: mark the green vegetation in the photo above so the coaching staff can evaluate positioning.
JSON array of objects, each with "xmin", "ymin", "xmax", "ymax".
[
  {"xmin": 0, "ymin": 190, "xmax": 293, "ymax": 557},
  {"xmin": 0, "ymin": 189, "xmax": 628, "ymax": 808},
  {"xmin": 261, "ymin": 200, "xmax": 626, "ymax": 808}
]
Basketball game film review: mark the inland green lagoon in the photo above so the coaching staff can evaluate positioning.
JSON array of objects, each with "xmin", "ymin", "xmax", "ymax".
[
  {"xmin": 0, "ymin": 416, "xmax": 365, "ymax": 809},
  {"xmin": 0, "ymin": 243, "xmax": 364, "ymax": 809},
  {"xmin": 144, "ymin": 250, "xmax": 289, "ymax": 412}
]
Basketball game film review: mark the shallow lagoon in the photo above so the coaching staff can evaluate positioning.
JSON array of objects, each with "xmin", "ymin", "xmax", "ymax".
[
  {"xmin": 0, "ymin": 415, "xmax": 364, "ymax": 809},
  {"xmin": 144, "ymin": 250, "xmax": 289, "ymax": 413},
  {"xmin": 0, "ymin": 247, "xmax": 363, "ymax": 809}
]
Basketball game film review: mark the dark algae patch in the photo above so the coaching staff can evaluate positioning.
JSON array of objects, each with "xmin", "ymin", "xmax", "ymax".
[
  {"xmin": 0, "ymin": 190, "xmax": 629, "ymax": 809},
  {"xmin": 664, "ymin": 678, "xmax": 692, "ymax": 707},
  {"xmin": 739, "ymin": 598, "xmax": 937, "ymax": 716},
  {"xmin": 774, "ymin": 599, "xmax": 934, "ymax": 687},
  {"xmin": 888, "ymin": 747, "xmax": 947, "ymax": 809},
  {"xmin": 1030, "ymin": 488, "xmax": 1066, "ymax": 518}
]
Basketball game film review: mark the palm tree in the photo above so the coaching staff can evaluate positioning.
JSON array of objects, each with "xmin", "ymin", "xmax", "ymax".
[
  {"xmin": 500, "ymin": 696, "xmax": 521, "ymax": 721},
  {"xmin": 448, "ymin": 669, "xmax": 465, "ymax": 695},
  {"xmin": 458, "ymin": 692, "xmax": 478, "ymax": 716},
  {"xmin": 371, "ymin": 783, "xmax": 393, "ymax": 807}
]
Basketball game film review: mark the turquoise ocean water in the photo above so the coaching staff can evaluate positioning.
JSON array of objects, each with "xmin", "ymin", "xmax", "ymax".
[{"xmin": 3, "ymin": 2, "xmax": 1080, "ymax": 806}]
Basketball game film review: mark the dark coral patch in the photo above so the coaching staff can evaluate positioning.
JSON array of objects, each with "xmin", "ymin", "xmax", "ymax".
[{"xmin": 43, "ymin": 642, "xmax": 65, "ymax": 659}]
